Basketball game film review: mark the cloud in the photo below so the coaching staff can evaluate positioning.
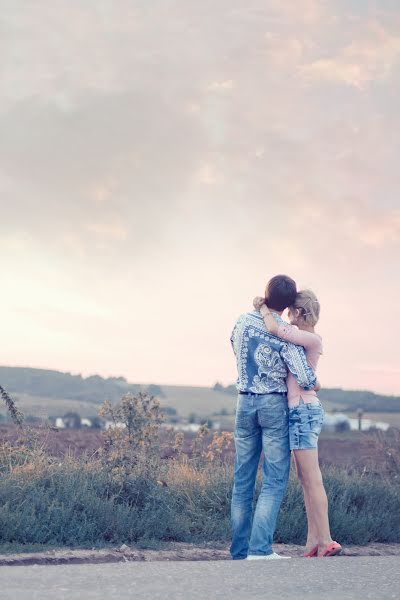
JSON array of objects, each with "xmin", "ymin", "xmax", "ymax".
[
  {"xmin": 86, "ymin": 222, "xmax": 128, "ymax": 241},
  {"xmin": 349, "ymin": 209, "xmax": 400, "ymax": 247},
  {"xmin": 206, "ymin": 80, "xmax": 235, "ymax": 91},
  {"xmin": 0, "ymin": 1, "xmax": 399, "ymax": 392},
  {"xmin": 301, "ymin": 21, "xmax": 400, "ymax": 88},
  {"xmin": 196, "ymin": 164, "xmax": 222, "ymax": 185},
  {"xmin": 268, "ymin": 0, "xmax": 325, "ymax": 25},
  {"xmin": 0, "ymin": 90, "xmax": 207, "ymax": 256}
]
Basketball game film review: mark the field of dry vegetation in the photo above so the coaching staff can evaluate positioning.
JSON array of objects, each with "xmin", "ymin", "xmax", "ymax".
[{"xmin": 0, "ymin": 391, "xmax": 399, "ymax": 550}]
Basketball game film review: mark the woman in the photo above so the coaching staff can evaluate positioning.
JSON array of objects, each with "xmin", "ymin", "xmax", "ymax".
[{"xmin": 253, "ymin": 290, "xmax": 341, "ymax": 558}]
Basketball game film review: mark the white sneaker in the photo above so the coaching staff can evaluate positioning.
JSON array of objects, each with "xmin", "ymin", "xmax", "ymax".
[{"xmin": 247, "ymin": 552, "xmax": 291, "ymax": 560}]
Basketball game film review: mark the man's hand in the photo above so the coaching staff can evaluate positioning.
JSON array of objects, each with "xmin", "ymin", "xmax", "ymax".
[
  {"xmin": 314, "ymin": 379, "xmax": 321, "ymax": 393},
  {"xmin": 253, "ymin": 296, "xmax": 266, "ymax": 311}
]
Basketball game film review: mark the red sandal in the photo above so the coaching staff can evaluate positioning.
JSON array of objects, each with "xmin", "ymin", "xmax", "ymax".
[
  {"xmin": 319, "ymin": 541, "xmax": 342, "ymax": 557},
  {"xmin": 304, "ymin": 545, "xmax": 319, "ymax": 557}
]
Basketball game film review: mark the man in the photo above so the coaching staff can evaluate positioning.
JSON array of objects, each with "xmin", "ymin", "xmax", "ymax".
[{"xmin": 230, "ymin": 274, "xmax": 317, "ymax": 560}]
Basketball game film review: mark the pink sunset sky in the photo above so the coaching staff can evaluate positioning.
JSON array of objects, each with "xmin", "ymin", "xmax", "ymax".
[{"xmin": 0, "ymin": 1, "xmax": 399, "ymax": 394}]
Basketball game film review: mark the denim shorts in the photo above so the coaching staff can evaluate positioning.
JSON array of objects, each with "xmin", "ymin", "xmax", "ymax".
[{"xmin": 289, "ymin": 399, "xmax": 324, "ymax": 451}]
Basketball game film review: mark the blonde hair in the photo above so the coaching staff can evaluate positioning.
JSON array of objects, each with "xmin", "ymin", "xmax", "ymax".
[{"xmin": 291, "ymin": 289, "xmax": 320, "ymax": 327}]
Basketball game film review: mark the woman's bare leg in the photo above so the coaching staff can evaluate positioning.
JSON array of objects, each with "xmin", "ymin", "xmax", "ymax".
[
  {"xmin": 293, "ymin": 449, "xmax": 333, "ymax": 553},
  {"xmin": 293, "ymin": 452, "xmax": 319, "ymax": 552}
]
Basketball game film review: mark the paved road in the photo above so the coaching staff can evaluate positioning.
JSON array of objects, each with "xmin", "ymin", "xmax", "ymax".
[{"xmin": 0, "ymin": 557, "xmax": 399, "ymax": 600}]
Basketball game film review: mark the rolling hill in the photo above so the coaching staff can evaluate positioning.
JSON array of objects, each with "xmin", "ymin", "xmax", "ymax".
[{"xmin": 0, "ymin": 366, "xmax": 399, "ymax": 421}]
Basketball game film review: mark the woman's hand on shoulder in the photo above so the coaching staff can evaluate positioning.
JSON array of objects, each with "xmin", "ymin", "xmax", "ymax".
[{"xmin": 253, "ymin": 296, "xmax": 266, "ymax": 311}]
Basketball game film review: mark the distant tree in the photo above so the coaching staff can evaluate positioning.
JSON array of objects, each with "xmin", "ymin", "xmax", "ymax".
[
  {"xmin": 89, "ymin": 416, "xmax": 104, "ymax": 429},
  {"xmin": 162, "ymin": 406, "xmax": 177, "ymax": 415},
  {"xmin": 213, "ymin": 382, "xmax": 224, "ymax": 392},
  {"xmin": 63, "ymin": 412, "xmax": 81, "ymax": 429},
  {"xmin": 25, "ymin": 415, "xmax": 42, "ymax": 424},
  {"xmin": 108, "ymin": 376, "xmax": 128, "ymax": 384},
  {"xmin": 162, "ymin": 406, "xmax": 178, "ymax": 423},
  {"xmin": 85, "ymin": 375, "xmax": 103, "ymax": 383},
  {"xmin": 212, "ymin": 408, "xmax": 230, "ymax": 416},
  {"xmin": 188, "ymin": 412, "xmax": 197, "ymax": 424},
  {"xmin": 224, "ymin": 385, "xmax": 237, "ymax": 395},
  {"xmin": 213, "ymin": 383, "xmax": 238, "ymax": 396},
  {"xmin": 146, "ymin": 384, "xmax": 165, "ymax": 398},
  {"xmin": 335, "ymin": 420, "xmax": 351, "ymax": 433}
]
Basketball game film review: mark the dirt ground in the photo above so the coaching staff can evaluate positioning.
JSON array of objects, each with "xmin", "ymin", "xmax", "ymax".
[{"xmin": 1, "ymin": 542, "xmax": 400, "ymax": 567}]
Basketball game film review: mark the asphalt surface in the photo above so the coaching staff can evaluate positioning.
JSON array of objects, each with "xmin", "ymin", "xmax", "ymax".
[{"xmin": 0, "ymin": 556, "xmax": 399, "ymax": 600}]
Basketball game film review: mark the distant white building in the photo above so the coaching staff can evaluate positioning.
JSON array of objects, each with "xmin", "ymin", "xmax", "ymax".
[
  {"xmin": 104, "ymin": 421, "xmax": 127, "ymax": 430},
  {"xmin": 55, "ymin": 416, "xmax": 93, "ymax": 428},
  {"xmin": 348, "ymin": 417, "xmax": 390, "ymax": 432},
  {"xmin": 172, "ymin": 423, "xmax": 202, "ymax": 433},
  {"xmin": 170, "ymin": 422, "xmax": 221, "ymax": 432},
  {"xmin": 322, "ymin": 412, "xmax": 390, "ymax": 432}
]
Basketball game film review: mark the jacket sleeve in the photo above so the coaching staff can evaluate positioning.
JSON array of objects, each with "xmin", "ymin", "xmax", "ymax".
[
  {"xmin": 230, "ymin": 325, "xmax": 236, "ymax": 352},
  {"xmin": 280, "ymin": 342, "xmax": 317, "ymax": 390},
  {"xmin": 230, "ymin": 318, "xmax": 240, "ymax": 354}
]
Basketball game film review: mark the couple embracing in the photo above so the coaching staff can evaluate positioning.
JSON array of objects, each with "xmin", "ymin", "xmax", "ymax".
[{"xmin": 230, "ymin": 274, "xmax": 341, "ymax": 560}]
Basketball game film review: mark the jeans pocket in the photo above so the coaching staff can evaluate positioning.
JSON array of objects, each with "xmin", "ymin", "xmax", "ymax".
[
  {"xmin": 235, "ymin": 411, "xmax": 255, "ymax": 437},
  {"xmin": 307, "ymin": 406, "xmax": 324, "ymax": 431},
  {"xmin": 258, "ymin": 406, "xmax": 288, "ymax": 433},
  {"xmin": 306, "ymin": 400, "xmax": 322, "ymax": 408}
]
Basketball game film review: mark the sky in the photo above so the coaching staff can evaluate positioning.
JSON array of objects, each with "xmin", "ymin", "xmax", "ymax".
[{"xmin": 0, "ymin": 0, "xmax": 399, "ymax": 394}]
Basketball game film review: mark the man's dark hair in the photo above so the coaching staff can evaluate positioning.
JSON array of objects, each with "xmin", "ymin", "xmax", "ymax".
[{"xmin": 265, "ymin": 275, "xmax": 297, "ymax": 312}]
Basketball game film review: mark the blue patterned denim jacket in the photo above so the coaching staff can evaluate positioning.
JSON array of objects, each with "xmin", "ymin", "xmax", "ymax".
[{"xmin": 231, "ymin": 311, "xmax": 316, "ymax": 394}]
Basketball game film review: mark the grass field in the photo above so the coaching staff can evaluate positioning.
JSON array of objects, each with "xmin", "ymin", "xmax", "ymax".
[
  {"xmin": 0, "ymin": 387, "xmax": 237, "ymax": 420},
  {"xmin": 0, "ymin": 393, "xmax": 102, "ymax": 419}
]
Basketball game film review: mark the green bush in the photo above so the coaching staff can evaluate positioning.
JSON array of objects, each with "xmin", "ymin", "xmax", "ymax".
[{"xmin": 0, "ymin": 458, "xmax": 399, "ymax": 547}]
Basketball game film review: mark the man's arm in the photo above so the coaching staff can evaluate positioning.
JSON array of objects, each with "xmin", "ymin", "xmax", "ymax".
[
  {"xmin": 280, "ymin": 341, "xmax": 317, "ymax": 390},
  {"xmin": 230, "ymin": 325, "xmax": 236, "ymax": 352}
]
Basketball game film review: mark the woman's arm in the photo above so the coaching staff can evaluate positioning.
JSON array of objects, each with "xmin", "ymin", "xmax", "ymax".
[
  {"xmin": 260, "ymin": 305, "xmax": 279, "ymax": 334},
  {"xmin": 253, "ymin": 296, "xmax": 320, "ymax": 351},
  {"xmin": 253, "ymin": 297, "xmax": 322, "ymax": 392},
  {"xmin": 253, "ymin": 296, "xmax": 280, "ymax": 335}
]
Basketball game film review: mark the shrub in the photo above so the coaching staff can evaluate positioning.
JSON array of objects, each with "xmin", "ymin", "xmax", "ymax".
[{"xmin": 0, "ymin": 455, "xmax": 399, "ymax": 547}]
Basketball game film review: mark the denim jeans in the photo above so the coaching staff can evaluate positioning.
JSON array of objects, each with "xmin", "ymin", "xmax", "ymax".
[{"xmin": 230, "ymin": 393, "xmax": 290, "ymax": 559}]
